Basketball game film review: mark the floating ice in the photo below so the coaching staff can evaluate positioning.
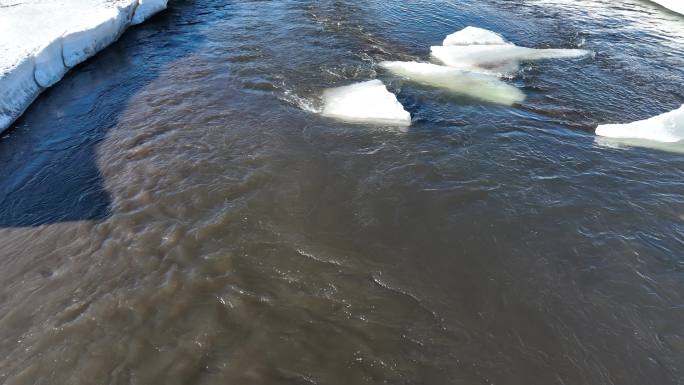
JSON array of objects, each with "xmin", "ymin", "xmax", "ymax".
[
  {"xmin": 380, "ymin": 61, "xmax": 525, "ymax": 105},
  {"xmin": 321, "ymin": 80, "xmax": 411, "ymax": 126},
  {"xmin": 0, "ymin": 0, "xmax": 168, "ymax": 134},
  {"xmin": 649, "ymin": 0, "xmax": 684, "ymax": 15},
  {"xmin": 596, "ymin": 104, "xmax": 684, "ymax": 143},
  {"xmin": 443, "ymin": 26, "xmax": 508, "ymax": 46},
  {"xmin": 431, "ymin": 45, "xmax": 590, "ymax": 75},
  {"xmin": 431, "ymin": 27, "xmax": 590, "ymax": 76}
]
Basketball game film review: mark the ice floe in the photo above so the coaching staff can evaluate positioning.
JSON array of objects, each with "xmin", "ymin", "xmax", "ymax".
[
  {"xmin": 0, "ymin": 0, "xmax": 168, "ymax": 133},
  {"xmin": 431, "ymin": 27, "xmax": 590, "ymax": 76},
  {"xmin": 321, "ymin": 80, "xmax": 411, "ymax": 126},
  {"xmin": 380, "ymin": 61, "xmax": 525, "ymax": 105},
  {"xmin": 596, "ymin": 104, "xmax": 684, "ymax": 143}
]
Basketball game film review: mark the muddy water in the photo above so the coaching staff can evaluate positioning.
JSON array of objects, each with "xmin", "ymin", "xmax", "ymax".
[{"xmin": 1, "ymin": 0, "xmax": 683, "ymax": 384}]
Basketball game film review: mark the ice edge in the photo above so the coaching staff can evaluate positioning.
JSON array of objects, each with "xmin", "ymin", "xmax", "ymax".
[{"xmin": 0, "ymin": 0, "xmax": 169, "ymax": 134}]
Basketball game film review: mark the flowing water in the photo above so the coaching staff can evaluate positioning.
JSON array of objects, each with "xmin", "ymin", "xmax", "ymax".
[{"xmin": 1, "ymin": 0, "xmax": 683, "ymax": 384}]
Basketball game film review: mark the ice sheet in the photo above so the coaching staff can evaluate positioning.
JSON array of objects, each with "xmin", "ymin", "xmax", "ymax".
[{"xmin": 0, "ymin": 0, "xmax": 168, "ymax": 133}]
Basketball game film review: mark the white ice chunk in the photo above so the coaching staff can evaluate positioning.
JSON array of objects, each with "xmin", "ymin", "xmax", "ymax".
[
  {"xmin": 431, "ymin": 44, "xmax": 590, "ymax": 75},
  {"xmin": 649, "ymin": 0, "xmax": 684, "ymax": 15},
  {"xmin": 132, "ymin": 0, "xmax": 169, "ymax": 25},
  {"xmin": 380, "ymin": 61, "xmax": 525, "ymax": 105},
  {"xmin": 443, "ymin": 26, "xmax": 508, "ymax": 46},
  {"xmin": 596, "ymin": 105, "xmax": 684, "ymax": 143},
  {"xmin": 321, "ymin": 80, "xmax": 411, "ymax": 126},
  {"xmin": 432, "ymin": 27, "xmax": 590, "ymax": 76}
]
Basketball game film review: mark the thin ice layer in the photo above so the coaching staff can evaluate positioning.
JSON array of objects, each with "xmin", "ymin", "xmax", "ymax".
[
  {"xmin": 380, "ymin": 61, "xmax": 525, "ymax": 105},
  {"xmin": 596, "ymin": 104, "xmax": 684, "ymax": 143},
  {"xmin": 321, "ymin": 80, "xmax": 411, "ymax": 126}
]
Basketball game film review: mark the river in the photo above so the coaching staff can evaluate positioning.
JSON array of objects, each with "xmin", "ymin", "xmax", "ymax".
[{"xmin": 0, "ymin": 0, "xmax": 683, "ymax": 384}]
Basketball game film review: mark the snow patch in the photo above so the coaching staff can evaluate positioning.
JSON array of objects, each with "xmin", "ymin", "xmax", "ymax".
[
  {"xmin": 380, "ymin": 61, "xmax": 525, "ymax": 105},
  {"xmin": 596, "ymin": 105, "xmax": 684, "ymax": 143},
  {"xmin": 321, "ymin": 80, "xmax": 411, "ymax": 126}
]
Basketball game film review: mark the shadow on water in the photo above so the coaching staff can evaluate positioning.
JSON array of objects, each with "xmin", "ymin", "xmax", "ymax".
[{"xmin": 0, "ymin": 0, "xmax": 205, "ymax": 228}]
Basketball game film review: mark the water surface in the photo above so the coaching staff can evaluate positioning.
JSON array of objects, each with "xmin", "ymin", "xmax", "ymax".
[{"xmin": 0, "ymin": 1, "xmax": 683, "ymax": 384}]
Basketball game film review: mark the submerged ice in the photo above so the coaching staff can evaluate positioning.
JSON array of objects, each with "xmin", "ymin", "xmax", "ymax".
[
  {"xmin": 431, "ymin": 27, "xmax": 590, "ymax": 76},
  {"xmin": 321, "ymin": 80, "xmax": 411, "ymax": 126},
  {"xmin": 596, "ymin": 105, "xmax": 684, "ymax": 143},
  {"xmin": 380, "ymin": 61, "xmax": 525, "ymax": 105}
]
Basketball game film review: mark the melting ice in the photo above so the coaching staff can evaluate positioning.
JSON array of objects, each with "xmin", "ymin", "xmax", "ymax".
[
  {"xmin": 321, "ymin": 80, "xmax": 411, "ymax": 126},
  {"xmin": 380, "ymin": 61, "xmax": 525, "ymax": 105},
  {"xmin": 430, "ymin": 27, "xmax": 590, "ymax": 76},
  {"xmin": 596, "ymin": 104, "xmax": 684, "ymax": 143}
]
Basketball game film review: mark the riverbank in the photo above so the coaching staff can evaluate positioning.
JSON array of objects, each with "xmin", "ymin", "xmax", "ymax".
[{"xmin": 0, "ymin": 0, "xmax": 167, "ymax": 133}]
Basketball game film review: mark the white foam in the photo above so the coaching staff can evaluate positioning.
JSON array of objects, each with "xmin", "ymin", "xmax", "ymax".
[
  {"xmin": 431, "ymin": 27, "xmax": 590, "ymax": 76},
  {"xmin": 321, "ymin": 80, "xmax": 411, "ymax": 126},
  {"xmin": 0, "ymin": 0, "xmax": 168, "ymax": 134},
  {"xmin": 649, "ymin": 0, "xmax": 684, "ymax": 15},
  {"xmin": 380, "ymin": 61, "xmax": 525, "ymax": 105},
  {"xmin": 596, "ymin": 104, "xmax": 684, "ymax": 143},
  {"xmin": 443, "ymin": 26, "xmax": 508, "ymax": 46}
]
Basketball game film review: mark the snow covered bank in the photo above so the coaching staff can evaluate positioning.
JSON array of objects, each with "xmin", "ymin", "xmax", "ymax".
[
  {"xmin": 648, "ymin": 0, "xmax": 684, "ymax": 15},
  {"xmin": 0, "ymin": 0, "xmax": 169, "ymax": 133},
  {"xmin": 596, "ymin": 104, "xmax": 684, "ymax": 143},
  {"xmin": 321, "ymin": 80, "xmax": 411, "ymax": 126},
  {"xmin": 431, "ymin": 27, "xmax": 590, "ymax": 76},
  {"xmin": 380, "ymin": 61, "xmax": 525, "ymax": 105}
]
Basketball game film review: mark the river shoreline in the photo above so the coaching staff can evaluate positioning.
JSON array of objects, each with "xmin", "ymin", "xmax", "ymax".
[{"xmin": 0, "ymin": 0, "xmax": 168, "ymax": 133}]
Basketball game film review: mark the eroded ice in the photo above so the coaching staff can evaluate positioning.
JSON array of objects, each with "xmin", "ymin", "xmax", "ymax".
[
  {"xmin": 431, "ymin": 27, "xmax": 590, "ymax": 76},
  {"xmin": 321, "ymin": 80, "xmax": 411, "ymax": 126},
  {"xmin": 0, "ymin": 0, "xmax": 168, "ymax": 133},
  {"xmin": 380, "ymin": 61, "xmax": 525, "ymax": 106},
  {"xmin": 596, "ymin": 104, "xmax": 684, "ymax": 143}
]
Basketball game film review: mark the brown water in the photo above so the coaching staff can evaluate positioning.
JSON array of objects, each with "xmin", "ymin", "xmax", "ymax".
[{"xmin": 1, "ymin": 0, "xmax": 683, "ymax": 384}]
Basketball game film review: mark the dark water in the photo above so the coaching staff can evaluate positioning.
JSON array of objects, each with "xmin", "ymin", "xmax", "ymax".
[{"xmin": 1, "ymin": 0, "xmax": 683, "ymax": 384}]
